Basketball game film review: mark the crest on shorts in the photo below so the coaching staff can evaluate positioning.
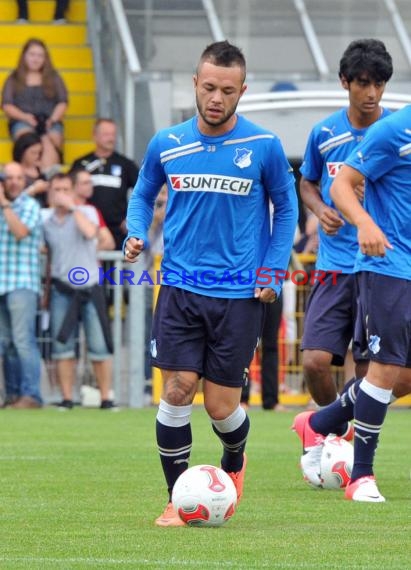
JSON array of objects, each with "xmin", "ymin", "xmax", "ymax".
[
  {"xmin": 368, "ymin": 334, "xmax": 381, "ymax": 354},
  {"xmin": 233, "ymin": 148, "xmax": 252, "ymax": 168},
  {"xmin": 150, "ymin": 338, "xmax": 157, "ymax": 358}
]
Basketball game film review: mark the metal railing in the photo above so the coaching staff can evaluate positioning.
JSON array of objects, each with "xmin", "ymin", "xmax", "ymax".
[
  {"xmin": 202, "ymin": 0, "xmax": 225, "ymax": 42},
  {"xmin": 97, "ymin": 251, "xmax": 146, "ymax": 408},
  {"xmin": 87, "ymin": 0, "xmax": 142, "ymax": 159},
  {"xmin": 237, "ymin": 90, "xmax": 411, "ymax": 114},
  {"xmin": 384, "ymin": 0, "xmax": 411, "ymax": 68},
  {"xmin": 35, "ymin": 251, "xmax": 146, "ymax": 408},
  {"xmin": 293, "ymin": 0, "xmax": 329, "ymax": 79}
]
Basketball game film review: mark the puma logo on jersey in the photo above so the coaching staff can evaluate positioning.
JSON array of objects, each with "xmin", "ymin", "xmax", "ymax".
[
  {"xmin": 168, "ymin": 133, "xmax": 185, "ymax": 144},
  {"xmin": 321, "ymin": 126, "xmax": 335, "ymax": 136}
]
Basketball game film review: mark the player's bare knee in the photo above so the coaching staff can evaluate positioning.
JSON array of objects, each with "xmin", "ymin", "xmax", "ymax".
[
  {"xmin": 303, "ymin": 350, "xmax": 331, "ymax": 379},
  {"xmin": 204, "ymin": 401, "xmax": 238, "ymax": 421}
]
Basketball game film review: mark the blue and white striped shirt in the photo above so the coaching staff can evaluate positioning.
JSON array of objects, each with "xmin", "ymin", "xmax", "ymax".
[{"xmin": 0, "ymin": 193, "xmax": 41, "ymax": 294}]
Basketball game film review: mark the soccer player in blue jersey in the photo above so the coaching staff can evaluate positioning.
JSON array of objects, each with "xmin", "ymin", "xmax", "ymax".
[
  {"xmin": 297, "ymin": 40, "xmax": 393, "ymax": 410},
  {"xmin": 124, "ymin": 41, "xmax": 298, "ymax": 525},
  {"xmin": 293, "ymin": 103, "xmax": 411, "ymax": 502}
]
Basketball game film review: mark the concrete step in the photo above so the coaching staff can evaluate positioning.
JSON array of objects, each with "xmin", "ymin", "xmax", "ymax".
[
  {"xmin": 0, "ymin": 23, "xmax": 87, "ymax": 45},
  {"xmin": 0, "ymin": 116, "xmax": 95, "ymax": 139},
  {"xmin": 0, "ymin": 45, "xmax": 93, "ymax": 69},
  {"xmin": 0, "ymin": 69, "xmax": 95, "ymax": 93},
  {"xmin": 0, "ymin": 91, "xmax": 95, "ymax": 116},
  {"xmin": 0, "ymin": 0, "xmax": 86, "ymax": 23}
]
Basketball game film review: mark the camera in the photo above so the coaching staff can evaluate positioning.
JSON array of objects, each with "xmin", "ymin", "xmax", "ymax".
[{"xmin": 35, "ymin": 114, "xmax": 49, "ymax": 136}]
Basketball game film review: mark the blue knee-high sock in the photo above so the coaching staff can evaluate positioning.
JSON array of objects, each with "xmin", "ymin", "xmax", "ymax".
[
  {"xmin": 156, "ymin": 400, "xmax": 192, "ymax": 501},
  {"xmin": 333, "ymin": 376, "xmax": 360, "ymax": 435},
  {"xmin": 351, "ymin": 379, "xmax": 391, "ymax": 481},
  {"xmin": 310, "ymin": 379, "xmax": 361, "ymax": 435},
  {"xmin": 212, "ymin": 406, "xmax": 249, "ymax": 473}
]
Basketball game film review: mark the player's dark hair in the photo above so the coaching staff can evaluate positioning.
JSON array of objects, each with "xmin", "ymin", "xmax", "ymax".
[
  {"xmin": 339, "ymin": 39, "xmax": 393, "ymax": 83},
  {"xmin": 197, "ymin": 40, "xmax": 246, "ymax": 80}
]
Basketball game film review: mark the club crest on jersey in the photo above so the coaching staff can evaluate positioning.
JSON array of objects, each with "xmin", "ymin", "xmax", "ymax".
[
  {"xmin": 233, "ymin": 148, "xmax": 252, "ymax": 169},
  {"xmin": 326, "ymin": 162, "xmax": 344, "ymax": 177}
]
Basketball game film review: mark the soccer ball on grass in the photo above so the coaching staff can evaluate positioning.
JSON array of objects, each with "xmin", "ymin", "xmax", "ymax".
[
  {"xmin": 319, "ymin": 434, "xmax": 353, "ymax": 489},
  {"xmin": 172, "ymin": 464, "xmax": 237, "ymax": 527}
]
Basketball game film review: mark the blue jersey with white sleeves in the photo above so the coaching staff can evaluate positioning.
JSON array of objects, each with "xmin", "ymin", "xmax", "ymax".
[
  {"xmin": 300, "ymin": 107, "xmax": 391, "ymax": 273},
  {"xmin": 126, "ymin": 114, "xmax": 298, "ymax": 298},
  {"xmin": 345, "ymin": 105, "xmax": 411, "ymax": 280}
]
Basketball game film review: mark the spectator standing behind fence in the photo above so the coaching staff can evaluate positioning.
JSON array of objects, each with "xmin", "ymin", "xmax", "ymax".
[
  {"xmin": 1, "ymin": 38, "xmax": 68, "ymax": 170},
  {"xmin": 70, "ymin": 167, "xmax": 115, "ymax": 251},
  {"xmin": 42, "ymin": 173, "xmax": 115, "ymax": 410},
  {"xmin": 71, "ymin": 118, "xmax": 139, "ymax": 251},
  {"xmin": 0, "ymin": 162, "xmax": 42, "ymax": 409},
  {"xmin": 16, "ymin": 1, "xmax": 70, "ymax": 23},
  {"xmin": 12, "ymin": 132, "xmax": 51, "ymax": 208}
]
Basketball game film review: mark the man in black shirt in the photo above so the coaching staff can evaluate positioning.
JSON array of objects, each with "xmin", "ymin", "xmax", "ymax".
[{"xmin": 71, "ymin": 118, "xmax": 139, "ymax": 250}]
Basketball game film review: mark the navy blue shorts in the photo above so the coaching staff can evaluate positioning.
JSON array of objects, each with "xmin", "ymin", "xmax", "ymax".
[
  {"xmin": 150, "ymin": 286, "xmax": 264, "ymax": 387},
  {"xmin": 354, "ymin": 272, "xmax": 411, "ymax": 367},
  {"xmin": 301, "ymin": 272, "xmax": 367, "ymax": 366}
]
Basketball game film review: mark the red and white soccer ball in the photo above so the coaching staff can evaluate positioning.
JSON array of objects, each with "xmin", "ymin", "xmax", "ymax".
[
  {"xmin": 172, "ymin": 465, "xmax": 237, "ymax": 527},
  {"xmin": 320, "ymin": 435, "xmax": 354, "ymax": 489}
]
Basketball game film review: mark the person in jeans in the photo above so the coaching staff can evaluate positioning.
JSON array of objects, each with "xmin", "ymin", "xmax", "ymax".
[
  {"xmin": 42, "ymin": 173, "xmax": 115, "ymax": 410},
  {"xmin": 0, "ymin": 161, "xmax": 42, "ymax": 408}
]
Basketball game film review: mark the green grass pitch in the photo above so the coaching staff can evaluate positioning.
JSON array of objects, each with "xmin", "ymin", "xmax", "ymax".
[{"xmin": 0, "ymin": 406, "xmax": 409, "ymax": 569}]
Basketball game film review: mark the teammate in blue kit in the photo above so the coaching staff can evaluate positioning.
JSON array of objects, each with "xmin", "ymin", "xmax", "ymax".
[
  {"xmin": 125, "ymin": 41, "xmax": 298, "ymax": 525},
  {"xmin": 298, "ymin": 39, "xmax": 393, "ymax": 410},
  {"xmin": 294, "ymin": 103, "xmax": 411, "ymax": 503}
]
